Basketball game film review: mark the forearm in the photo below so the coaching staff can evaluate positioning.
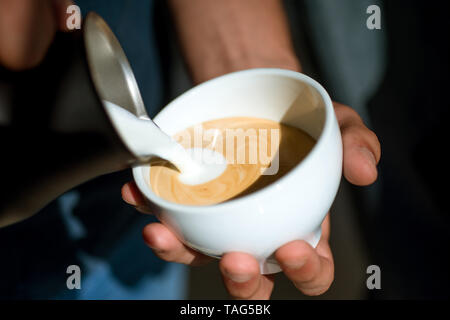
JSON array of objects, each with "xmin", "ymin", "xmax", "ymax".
[{"xmin": 168, "ymin": 0, "xmax": 301, "ymax": 84}]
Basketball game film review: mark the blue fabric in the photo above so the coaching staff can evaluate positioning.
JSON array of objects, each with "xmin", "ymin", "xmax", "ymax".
[{"xmin": 0, "ymin": 0, "xmax": 187, "ymax": 299}]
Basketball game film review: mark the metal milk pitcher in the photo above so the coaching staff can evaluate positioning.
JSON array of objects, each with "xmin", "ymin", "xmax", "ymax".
[{"xmin": 0, "ymin": 13, "xmax": 151, "ymax": 227}]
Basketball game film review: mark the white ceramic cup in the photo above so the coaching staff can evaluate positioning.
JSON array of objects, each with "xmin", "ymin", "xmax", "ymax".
[{"xmin": 133, "ymin": 68, "xmax": 342, "ymax": 274}]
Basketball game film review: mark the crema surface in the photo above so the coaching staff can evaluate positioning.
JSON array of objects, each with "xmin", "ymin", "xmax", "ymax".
[{"xmin": 149, "ymin": 117, "xmax": 315, "ymax": 205}]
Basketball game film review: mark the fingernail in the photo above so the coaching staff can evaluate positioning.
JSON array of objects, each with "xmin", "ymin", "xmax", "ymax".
[
  {"xmin": 359, "ymin": 147, "xmax": 377, "ymax": 166},
  {"xmin": 122, "ymin": 198, "xmax": 135, "ymax": 206},
  {"xmin": 135, "ymin": 205, "xmax": 152, "ymax": 214},
  {"xmin": 282, "ymin": 258, "xmax": 306, "ymax": 270},
  {"xmin": 224, "ymin": 270, "xmax": 253, "ymax": 283},
  {"xmin": 151, "ymin": 248, "xmax": 165, "ymax": 254},
  {"xmin": 146, "ymin": 243, "xmax": 164, "ymax": 254}
]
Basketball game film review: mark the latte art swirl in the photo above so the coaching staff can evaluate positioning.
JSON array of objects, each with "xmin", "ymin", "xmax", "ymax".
[{"xmin": 149, "ymin": 117, "xmax": 315, "ymax": 205}]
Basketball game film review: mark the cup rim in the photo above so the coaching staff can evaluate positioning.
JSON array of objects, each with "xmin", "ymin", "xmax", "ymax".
[{"xmin": 132, "ymin": 68, "xmax": 334, "ymax": 214}]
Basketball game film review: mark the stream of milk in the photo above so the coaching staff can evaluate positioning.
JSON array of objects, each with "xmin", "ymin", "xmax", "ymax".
[{"xmin": 103, "ymin": 100, "xmax": 226, "ymax": 185}]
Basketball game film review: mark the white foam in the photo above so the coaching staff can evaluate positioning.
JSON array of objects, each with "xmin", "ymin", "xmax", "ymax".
[
  {"xmin": 103, "ymin": 100, "xmax": 226, "ymax": 185},
  {"xmin": 178, "ymin": 148, "xmax": 227, "ymax": 185}
]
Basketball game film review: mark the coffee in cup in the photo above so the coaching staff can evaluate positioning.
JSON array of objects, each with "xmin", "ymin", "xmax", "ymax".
[{"xmin": 149, "ymin": 117, "xmax": 315, "ymax": 205}]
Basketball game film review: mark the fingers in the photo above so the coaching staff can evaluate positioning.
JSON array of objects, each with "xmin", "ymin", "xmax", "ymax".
[
  {"xmin": 0, "ymin": 0, "xmax": 75, "ymax": 70},
  {"xmin": 142, "ymin": 222, "xmax": 212, "ymax": 266},
  {"xmin": 0, "ymin": 0, "xmax": 57, "ymax": 70},
  {"xmin": 129, "ymin": 183, "xmax": 211, "ymax": 265},
  {"xmin": 143, "ymin": 224, "xmax": 276, "ymax": 299},
  {"xmin": 334, "ymin": 102, "xmax": 381, "ymax": 186},
  {"xmin": 127, "ymin": 182, "xmax": 211, "ymax": 265},
  {"xmin": 219, "ymin": 252, "xmax": 274, "ymax": 299},
  {"xmin": 121, "ymin": 182, "xmax": 153, "ymax": 213},
  {"xmin": 275, "ymin": 239, "xmax": 334, "ymax": 296},
  {"xmin": 121, "ymin": 182, "xmax": 145, "ymax": 206}
]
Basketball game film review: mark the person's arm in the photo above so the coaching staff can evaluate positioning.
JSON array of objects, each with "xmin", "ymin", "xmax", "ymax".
[
  {"xmin": 123, "ymin": 0, "xmax": 381, "ymax": 299},
  {"xmin": 168, "ymin": 0, "xmax": 301, "ymax": 83}
]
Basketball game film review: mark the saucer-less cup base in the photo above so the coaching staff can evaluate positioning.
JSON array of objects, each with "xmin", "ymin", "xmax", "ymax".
[{"xmin": 133, "ymin": 69, "xmax": 342, "ymax": 274}]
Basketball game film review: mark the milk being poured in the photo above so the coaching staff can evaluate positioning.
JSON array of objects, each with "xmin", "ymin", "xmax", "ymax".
[{"xmin": 103, "ymin": 100, "xmax": 226, "ymax": 185}]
